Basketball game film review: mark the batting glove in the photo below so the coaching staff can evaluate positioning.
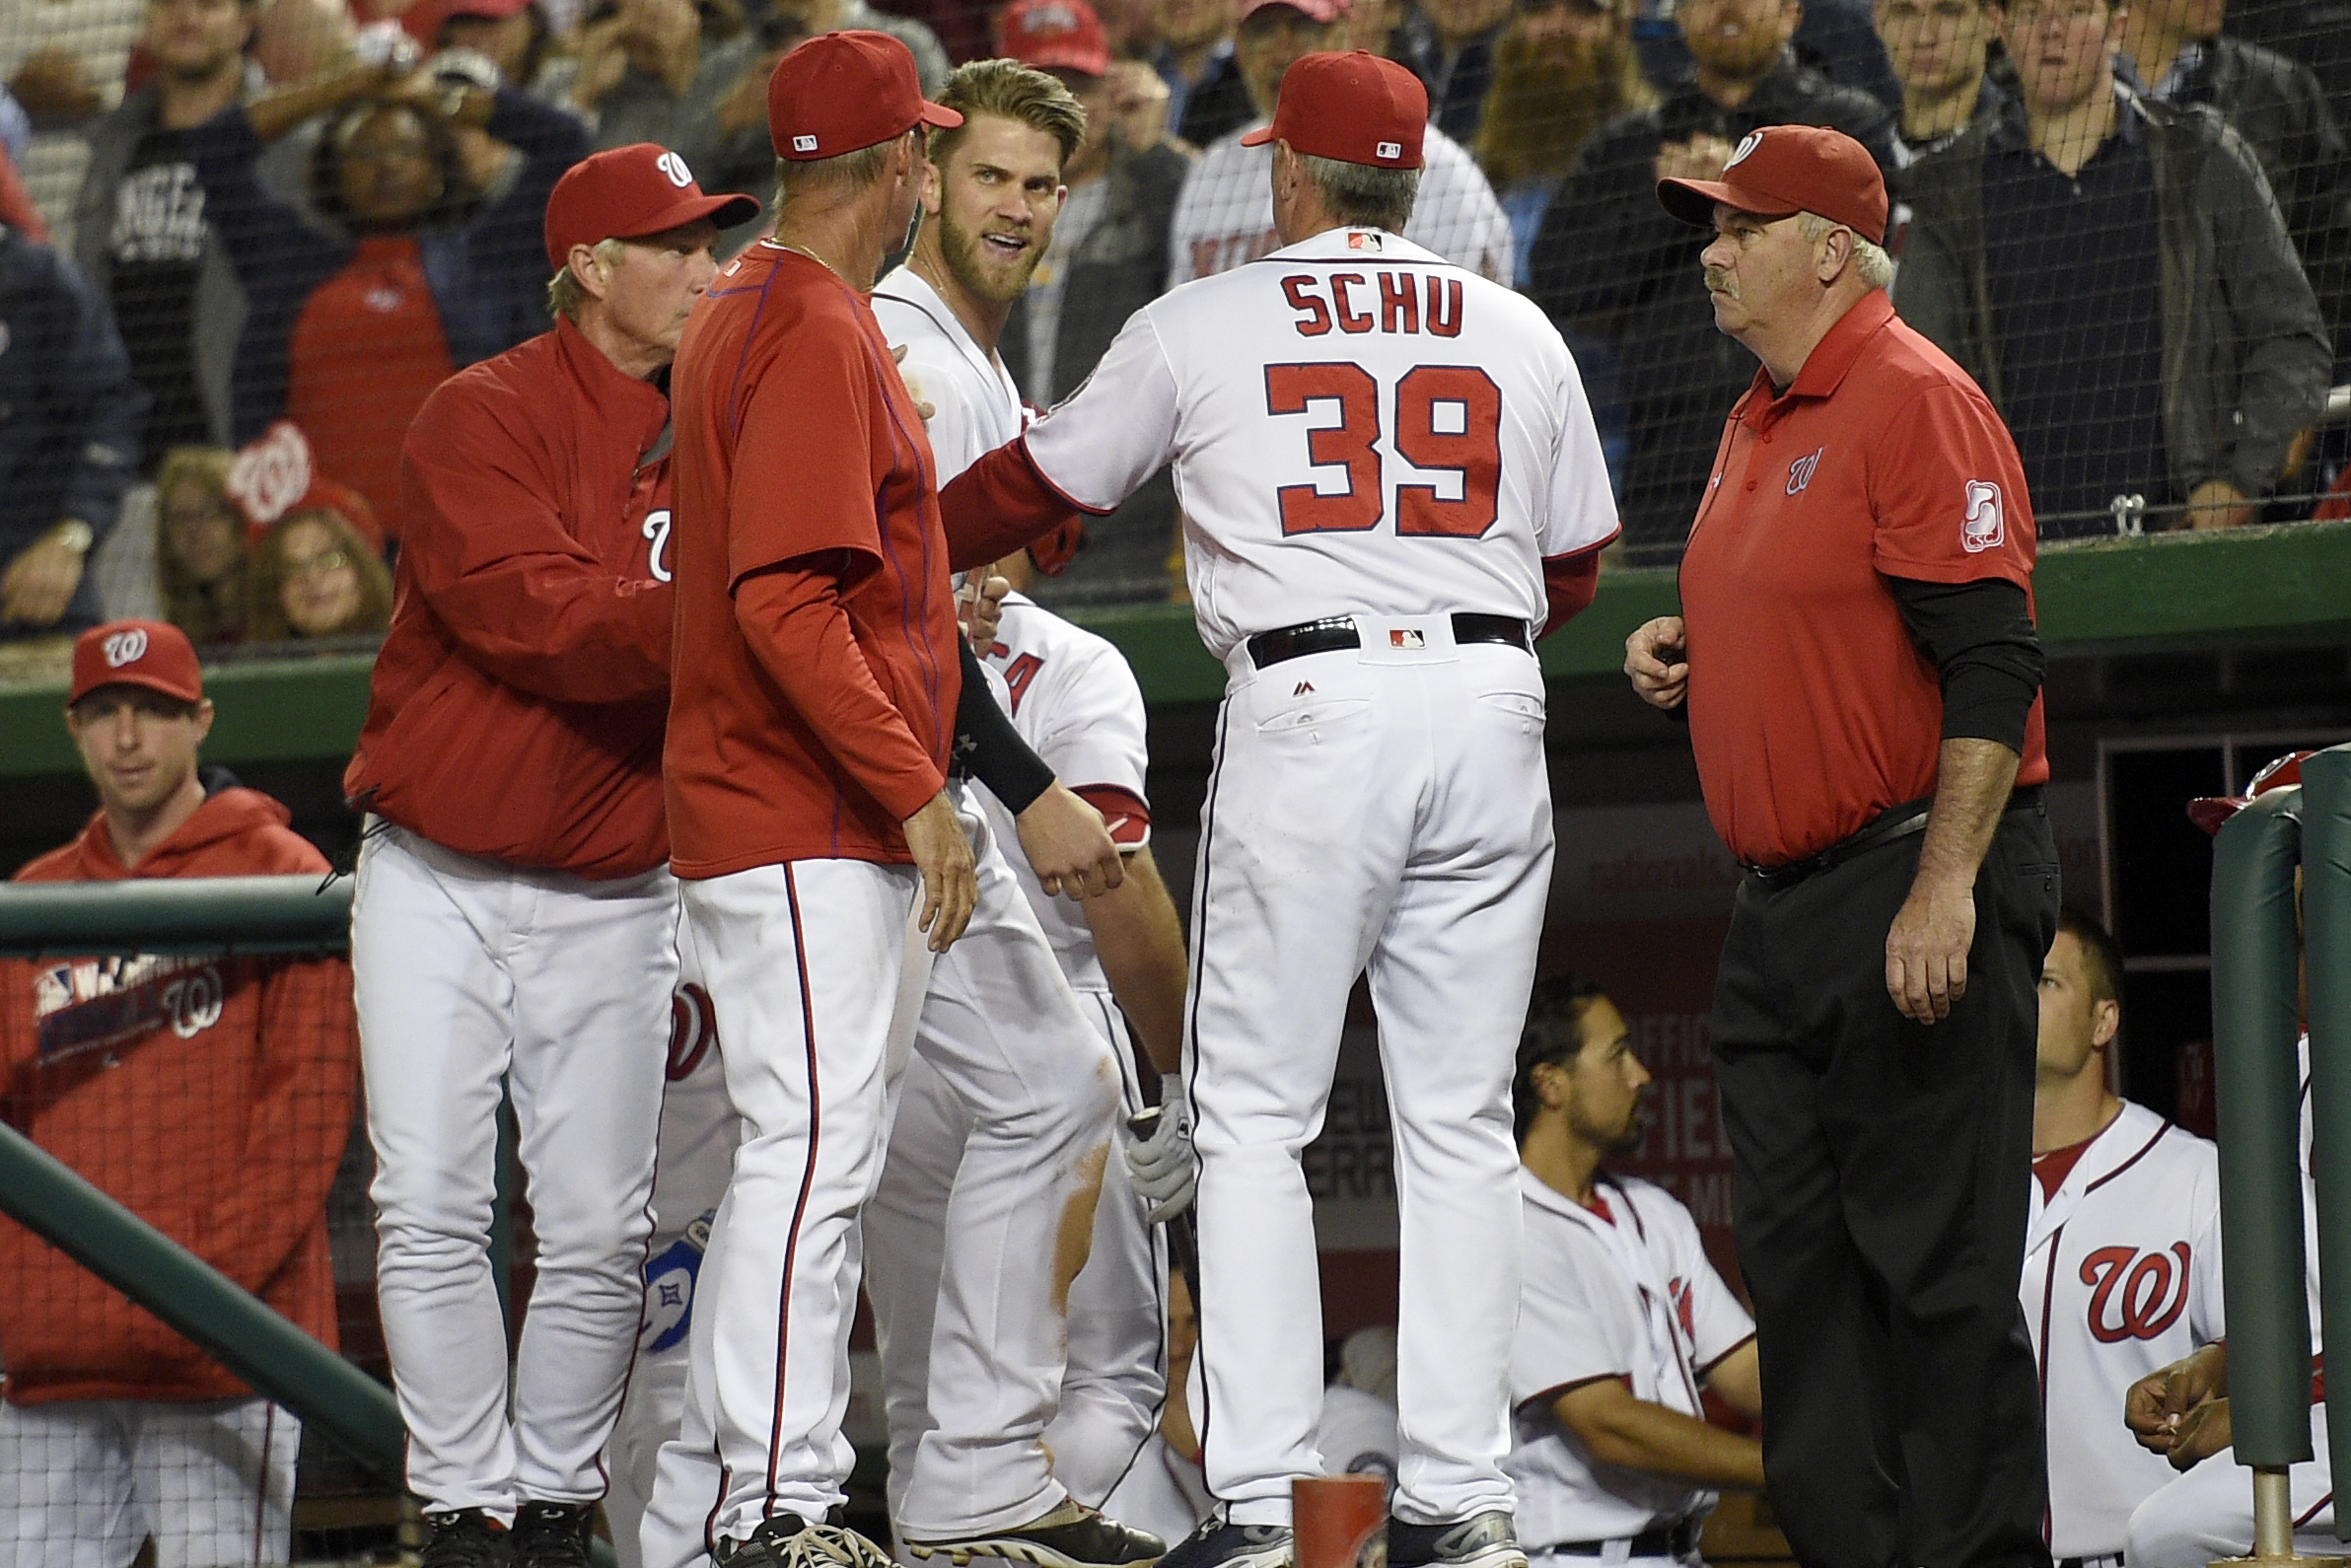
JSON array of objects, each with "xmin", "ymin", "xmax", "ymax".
[{"xmin": 1123, "ymin": 1078, "xmax": 1198, "ymax": 1224}]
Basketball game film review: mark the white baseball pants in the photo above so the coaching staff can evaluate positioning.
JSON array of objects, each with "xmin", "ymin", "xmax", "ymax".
[
  {"xmin": 2126, "ymin": 1412, "xmax": 2337, "ymax": 1566},
  {"xmin": 0, "ymin": 1396, "xmax": 299, "ymax": 1568},
  {"xmin": 659, "ymin": 857, "xmax": 922, "ymax": 1543},
  {"xmin": 866, "ymin": 981, "xmax": 1160, "ymax": 1534},
  {"xmin": 353, "ymin": 825, "xmax": 675, "ymax": 1519},
  {"xmin": 863, "ymin": 796, "xmax": 1124, "ymax": 1540},
  {"xmin": 1189, "ymin": 631, "xmax": 1551, "ymax": 1529}
]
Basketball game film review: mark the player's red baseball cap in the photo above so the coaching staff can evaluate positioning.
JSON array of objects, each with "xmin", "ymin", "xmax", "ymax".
[
  {"xmin": 1240, "ymin": 50, "xmax": 1423, "ymax": 170},
  {"xmin": 768, "ymin": 31, "xmax": 962, "ymax": 161},
  {"xmin": 69, "ymin": 620, "xmax": 205, "ymax": 707},
  {"xmin": 1237, "ymin": 0, "xmax": 1353, "ymax": 24},
  {"xmin": 996, "ymin": 0, "xmax": 1113, "ymax": 76},
  {"xmin": 2188, "ymin": 750, "xmax": 2317, "ymax": 836},
  {"xmin": 1656, "ymin": 123, "xmax": 1888, "ymax": 248},
  {"xmin": 543, "ymin": 144, "xmax": 760, "ymax": 271}
]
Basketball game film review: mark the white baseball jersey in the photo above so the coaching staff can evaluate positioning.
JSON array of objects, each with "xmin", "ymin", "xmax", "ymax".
[
  {"xmin": 1169, "ymin": 124, "xmax": 1514, "ymax": 286},
  {"xmin": 2023, "ymin": 1103, "xmax": 2226, "ymax": 1559},
  {"xmin": 873, "ymin": 266, "xmax": 1026, "ymax": 476},
  {"xmin": 1506, "ymin": 1168, "xmax": 1755, "ymax": 1545},
  {"xmin": 975, "ymin": 594, "xmax": 1153, "ymax": 993},
  {"xmin": 1021, "ymin": 225, "xmax": 1616, "ymax": 659}
]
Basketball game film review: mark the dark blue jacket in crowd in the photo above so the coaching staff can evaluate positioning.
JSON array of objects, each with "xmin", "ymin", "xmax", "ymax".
[
  {"xmin": 186, "ymin": 89, "xmax": 590, "ymax": 445},
  {"xmin": 0, "ymin": 227, "xmax": 147, "ymax": 636}
]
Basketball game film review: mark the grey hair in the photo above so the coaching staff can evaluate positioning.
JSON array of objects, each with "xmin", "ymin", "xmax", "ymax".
[
  {"xmin": 545, "ymin": 236, "xmax": 629, "ymax": 321},
  {"xmin": 771, "ymin": 137, "xmax": 898, "ymax": 208},
  {"xmin": 1297, "ymin": 151, "xmax": 1422, "ymax": 235},
  {"xmin": 1798, "ymin": 209, "xmax": 1894, "ymax": 289}
]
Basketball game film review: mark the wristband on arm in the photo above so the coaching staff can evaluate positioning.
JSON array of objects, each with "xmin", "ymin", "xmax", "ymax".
[{"xmin": 953, "ymin": 637, "xmax": 1055, "ymax": 814}]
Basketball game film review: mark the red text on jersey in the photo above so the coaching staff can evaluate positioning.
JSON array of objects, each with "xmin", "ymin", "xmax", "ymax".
[
  {"xmin": 1282, "ymin": 274, "xmax": 1464, "ymax": 339},
  {"xmin": 1263, "ymin": 362, "xmax": 1502, "ymax": 538}
]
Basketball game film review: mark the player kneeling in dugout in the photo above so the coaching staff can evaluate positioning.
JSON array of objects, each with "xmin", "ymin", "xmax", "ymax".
[{"xmin": 1503, "ymin": 974, "xmax": 1763, "ymax": 1568}]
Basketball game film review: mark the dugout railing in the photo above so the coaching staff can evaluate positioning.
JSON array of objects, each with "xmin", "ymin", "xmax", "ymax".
[
  {"xmin": 2210, "ymin": 742, "xmax": 2351, "ymax": 1559},
  {"xmin": 0, "ymin": 873, "xmax": 618, "ymax": 1568}
]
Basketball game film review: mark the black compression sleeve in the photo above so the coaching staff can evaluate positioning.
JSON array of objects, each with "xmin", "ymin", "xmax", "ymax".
[
  {"xmin": 1886, "ymin": 576, "xmax": 2044, "ymax": 753},
  {"xmin": 953, "ymin": 637, "xmax": 1055, "ymax": 814}
]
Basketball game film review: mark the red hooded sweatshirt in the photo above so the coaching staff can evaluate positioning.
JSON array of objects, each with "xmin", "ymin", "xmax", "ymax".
[{"xmin": 0, "ymin": 786, "xmax": 357, "ymax": 1405}]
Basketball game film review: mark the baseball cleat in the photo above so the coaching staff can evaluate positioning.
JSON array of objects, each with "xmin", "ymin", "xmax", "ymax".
[
  {"xmin": 510, "ymin": 1500, "xmax": 597, "ymax": 1568},
  {"xmin": 717, "ymin": 1517, "xmax": 897, "ymax": 1568},
  {"xmin": 418, "ymin": 1509, "xmax": 516, "ymax": 1568},
  {"xmin": 904, "ymin": 1500, "xmax": 1166, "ymax": 1568},
  {"xmin": 1385, "ymin": 1512, "xmax": 1527, "ymax": 1568},
  {"xmin": 1151, "ymin": 1518, "xmax": 1294, "ymax": 1568}
]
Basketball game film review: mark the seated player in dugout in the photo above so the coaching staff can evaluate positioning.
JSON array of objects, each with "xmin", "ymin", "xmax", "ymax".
[
  {"xmin": 0, "ymin": 618, "xmax": 359, "ymax": 1568},
  {"xmin": 1503, "ymin": 974, "xmax": 1765, "ymax": 1568}
]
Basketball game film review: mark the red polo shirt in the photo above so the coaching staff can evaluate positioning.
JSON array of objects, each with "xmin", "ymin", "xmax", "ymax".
[{"xmin": 1678, "ymin": 290, "xmax": 2049, "ymax": 868}]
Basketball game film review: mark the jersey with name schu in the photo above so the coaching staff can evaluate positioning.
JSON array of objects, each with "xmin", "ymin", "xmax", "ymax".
[
  {"xmin": 1021, "ymin": 227, "xmax": 1617, "ymax": 661},
  {"xmin": 1169, "ymin": 123, "xmax": 1514, "ymax": 287},
  {"xmin": 2024, "ymin": 1102, "xmax": 2225, "ymax": 1558}
]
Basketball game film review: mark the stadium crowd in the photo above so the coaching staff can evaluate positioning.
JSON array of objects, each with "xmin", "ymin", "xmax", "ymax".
[{"xmin": 1, "ymin": 0, "xmax": 2349, "ymax": 649}]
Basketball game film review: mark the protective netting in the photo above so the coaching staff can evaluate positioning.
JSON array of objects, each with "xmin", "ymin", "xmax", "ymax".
[{"xmin": 2, "ymin": 0, "xmax": 2344, "ymax": 648}]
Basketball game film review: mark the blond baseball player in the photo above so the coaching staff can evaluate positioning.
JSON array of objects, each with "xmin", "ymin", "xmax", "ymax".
[
  {"xmin": 2024, "ymin": 910, "xmax": 2225, "ymax": 1563},
  {"xmin": 864, "ymin": 58, "xmax": 1186, "ymax": 1554},
  {"xmin": 938, "ymin": 50, "xmax": 1618, "ymax": 1568},
  {"xmin": 1505, "ymin": 976, "xmax": 1762, "ymax": 1564},
  {"xmin": 1167, "ymin": 0, "xmax": 1511, "ymax": 284}
]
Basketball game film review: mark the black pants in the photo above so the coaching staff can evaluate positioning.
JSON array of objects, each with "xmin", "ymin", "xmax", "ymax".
[{"xmin": 1711, "ymin": 804, "xmax": 2061, "ymax": 1568}]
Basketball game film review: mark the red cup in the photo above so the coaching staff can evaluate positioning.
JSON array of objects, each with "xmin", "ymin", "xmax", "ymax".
[{"xmin": 1295, "ymin": 1474, "xmax": 1388, "ymax": 1568}]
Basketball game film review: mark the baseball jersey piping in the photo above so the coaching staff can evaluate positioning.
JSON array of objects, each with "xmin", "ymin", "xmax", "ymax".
[
  {"xmin": 2080, "ymin": 1121, "xmax": 2174, "ymax": 1197},
  {"xmin": 1016, "ymin": 432, "xmax": 1119, "ymax": 517},
  {"xmin": 1181, "ymin": 696, "xmax": 1234, "ymax": 1482},
  {"xmin": 853, "ymin": 302, "xmax": 950, "ymax": 764},
  {"xmin": 764, "ymin": 864, "xmax": 825, "ymax": 1517}
]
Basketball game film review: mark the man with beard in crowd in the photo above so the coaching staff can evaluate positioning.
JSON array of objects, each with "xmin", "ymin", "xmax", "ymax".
[
  {"xmin": 1470, "ymin": 0, "xmax": 1656, "ymax": 285},
  {"xmin": 1525, "ymin": 0, "xmax": 1891, "ymax": 561}
]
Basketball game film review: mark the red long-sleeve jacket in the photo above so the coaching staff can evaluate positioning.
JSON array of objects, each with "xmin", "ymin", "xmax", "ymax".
[
  {"xmin": 0, "ymin": 788, "xmax": 357, "ymax": 1405},
  {"xmin": 344, "ymin": 317, "xmax": 676, "ymax": 878}
]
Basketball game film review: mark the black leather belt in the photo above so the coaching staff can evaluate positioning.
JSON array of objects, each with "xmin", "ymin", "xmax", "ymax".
[
  {"xmin": 1744, "ymin": 785, "xmax": 2045, "ymax": 891},
  {"xmin": 2057, "ymin": 1555, "xmax": 2124, "ymax": 1568},
  {"xmin": 1245, "ymin": 612, "xmax": 1532, "ymax": 669},
  {"xmin": 1531, "ymin": 1517, "xmax": 1702, "ymax": 1558}
]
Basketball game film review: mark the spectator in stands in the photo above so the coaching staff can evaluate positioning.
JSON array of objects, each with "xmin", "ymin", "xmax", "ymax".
[
  {"xmin": 155, "ymin": 444, "xmax": 252, "ymax": 644},
  {"xmin": 2119, "ymin": 0, "xmax": 2351, "ymax": 363},
  {"xmin": 1153, "ymin": 0, "xmax": 1253, "ymax": 147},
  {"xmin": 572, "ymin": 0, "xmax": 762, "ymax": 151},
  {"xmin": 752, "ymin": 0, "xmax": 950, "ymax": 89},
  {"xmin": 1873, "ymin": 0, "xmax": 2003, "ymax": 161},
  {"xmin": 250, "ymin": 0, "xmax": 355, "ymax": 87},
  {"xmin": 247, "ymin": 505, "xmax": 393, "ymax": 639},
  {"xmin": 1170, "ymin": 0, "xmax": 1515, "ymax": 281},
  {"xmin": 997, "ymin": 0, "xmax": 1190, "ymax": 602},
  {"xmin": 1525, "ymin": 0, "xmax": 1892, "ymax": 558},
  {"xmin": 0, "ymin": 618, "xmax": 358, "ymax": 1568},
  {"xmin": 0, "ymin": 139, "xmax": 49, "ymax": 239},
  {"xmin": 408, "ymin": 0, "xmax": 576, "ymax": 103},
  {"xmin": 0, "ymin": 226, "xmax": 148, "ymax": 640},
  {"xmin": 1471, "ymin": 0, "xmax": 1656, "ymax": 285},
  {"xmin": 1635, "ymin": 0, "xmax": 1905, "ymax": 112},
  {"xmin": 1892, "ymin": 0, "xmax": 2330, "ymax": 534},
  {"xmin": 1345, "ymin": 0, "xmax": 1413, "ymax": 56},
  {"xmin": 1396, "ymin": 0, "xmax": 1513, "ymax": 142},
  {"xmin": 188, "ymin": 53, "xmax": 589, "ymax": 539},
  {"xmin": 74, "ymin": 0, "xmax": 259, "ymax": 460}
]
